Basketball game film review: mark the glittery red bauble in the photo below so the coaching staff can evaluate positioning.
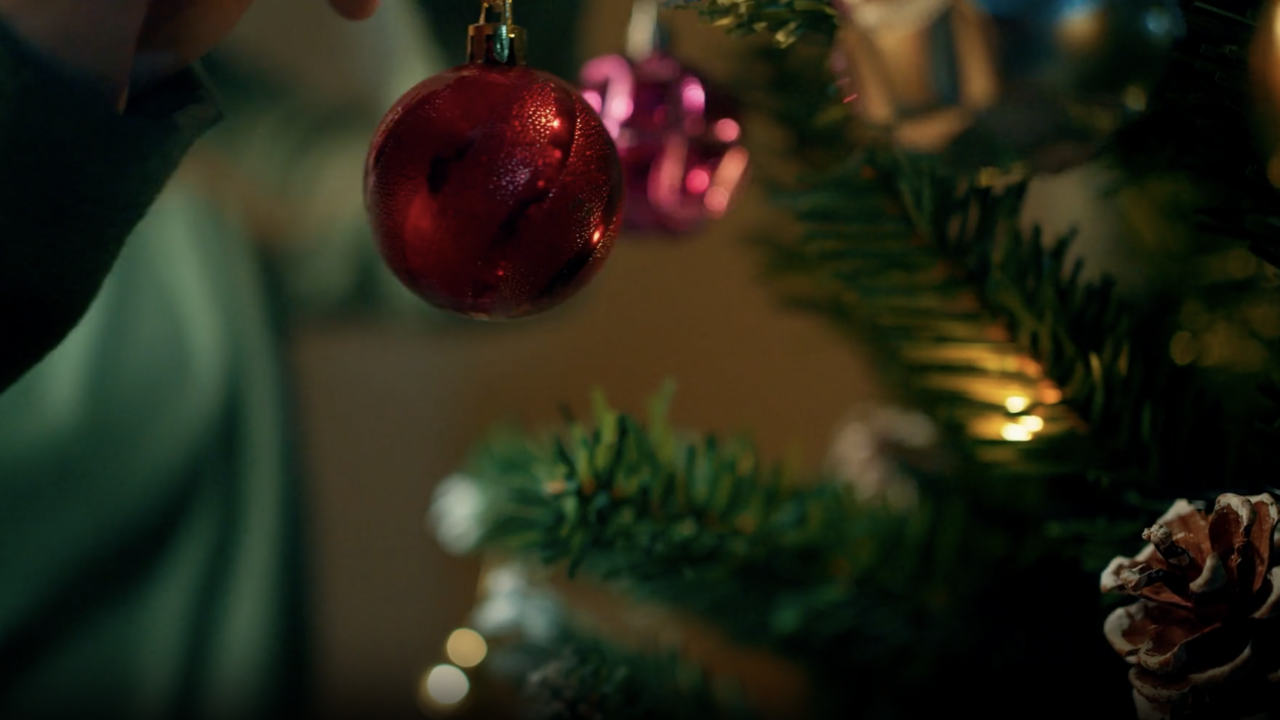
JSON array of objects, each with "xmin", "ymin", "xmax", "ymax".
[
  {"xmin": 579, "ymin": 51, "xmax": 748, "ymax": 235},
  {"xmin": 365, "ymin": 64, "xmax": 624, "ymax": 319}
]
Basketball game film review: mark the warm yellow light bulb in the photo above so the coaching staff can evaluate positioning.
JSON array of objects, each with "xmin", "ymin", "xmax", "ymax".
[
  {"xmin": 1004, "ymin": 396, "xmax": 1031, "ymax": 414},
  {"xmin": 1017, "ymin": 415, "xmax": 1045, "ymax": 433},
  {"xmin": 445, "ymin": 628, "xmax": 488, "ymax": 668},
  {"xmin": 1001, "ymin": 423, "xmax": 1033, "ymax": 442},
  {"xmin": 1057, "ymin": 6, "xmax": 1103, "ymax": 49},
  {"xmin": 1123, "ymin": 85, "xmax": 1147, "ymax": 112}
]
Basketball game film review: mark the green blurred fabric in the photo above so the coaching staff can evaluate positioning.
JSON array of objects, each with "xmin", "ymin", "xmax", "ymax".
[
  {"xmin": 0, "ymin": 2, "xmax": 593, "ymax": 715},
  {"xmin": 0, "ymin": 179, "xmax": 306, "ymax": 720},
  {"xmin": 0, "ymin": 4, "xmax": 458, "ymax": 719}
]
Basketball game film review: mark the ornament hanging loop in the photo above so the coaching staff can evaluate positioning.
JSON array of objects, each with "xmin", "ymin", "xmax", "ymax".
[
  {"xmin": 469, "ymin": 0, "xmax": 527, "ymax": 67},
  {"xmin": 478, "ymin": 0, "xmax": 513, "ymax": 25}
]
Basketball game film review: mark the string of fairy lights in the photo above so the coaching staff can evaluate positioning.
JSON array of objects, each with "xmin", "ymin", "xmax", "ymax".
[
  {"xmin": 999, "ymin": 394, "xmax": 1047, "ymax": 442},
  {"xmin": 416, "ymin": 627, "xmax": 489, "ymax": 717}
]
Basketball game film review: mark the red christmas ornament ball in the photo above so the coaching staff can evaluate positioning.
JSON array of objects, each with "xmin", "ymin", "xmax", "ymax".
[{"xmin": 365, "ymin": 64, "xmax": 624, "ymax": 319}]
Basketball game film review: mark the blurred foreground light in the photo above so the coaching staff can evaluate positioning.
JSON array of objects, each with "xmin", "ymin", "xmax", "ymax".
[
  {"xmin": 1004, "ymin": 395, "xmax": 1031, "ymax": 414},
  {"xmin": 428, "ymin": 474, "xmax": 485, "ymax": 555},
  {"xmin": 1123, "ymin": 85, "xmax": 1147, "ymax": 112},
  {"xmin": 1017, "ymin": 415, "xmax": 1045, "ymax": 433},
  {"xmin": 1058, "ymin": 5, "xmax": 1104, "ymax": 50},
  {"xmin": 418, "ymin": 664, "xmax": 470, "ymax": 715},
  {"xmin": 445, "ymin": 628, "xmax": 488, "ymax": 668},
  {"xmin": 1001, "ymin": 423, "xmax": 1034, "ymax": 442}
]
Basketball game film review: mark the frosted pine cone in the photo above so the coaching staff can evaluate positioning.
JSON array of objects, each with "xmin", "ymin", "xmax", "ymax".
[{"xmin": 1101, "ymin": 494, "xmax": 1280, "ymax": 719}]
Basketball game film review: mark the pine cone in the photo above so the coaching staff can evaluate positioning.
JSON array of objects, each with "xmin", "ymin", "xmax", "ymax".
[{"xmin": 1100, "ymin": 494, "xmax": 1280, "ymax": 719}]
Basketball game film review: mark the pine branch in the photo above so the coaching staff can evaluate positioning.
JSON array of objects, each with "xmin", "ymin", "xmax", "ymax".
[
  {"xmin": 1102, "ymin": 0, "xmax": 1280, "ymax": 472},
  {"xmin": 441, "ymin": 7, "xmax": 1280, "ymax": 717},
  {"xmin": 725, "ymin": 15, "xmax": 1279, "ymax": 510},
  {"xmin": 686, "ymin": 0, "xmax": 1280, "ymax": 469},
  {"xmin": 767, "ymin": 152, "xmax": 1280, "ymax": 507},
  {"xmin": 444, "ymin": 386, "xmax": 1141, "ymax": 716},
  {"xmin": 509, "ymin": 630, "xmax": 740, "ymax": 720},
  {"xmin": 460, "ymin": 386, "xmax": 917, "ymax": 619},
  {"xmin": 662, "ymin": 0, "xmax": 839, "ymax": 46}
]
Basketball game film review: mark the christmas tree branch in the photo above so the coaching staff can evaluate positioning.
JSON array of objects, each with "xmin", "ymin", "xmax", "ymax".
[
  {"xmin": 447, "ymin": 385, "xmax": 1136, "ymax": 715},
  {"xmin": 735, "ymin": 26, "xmax": 1277, "ymax": 506},
  {"xmin": 507, "ymin": 629, "xmax": 740, "ymax": 720},
  {"xmin": 440, "ymin": 5, "xmax": 1280, "ymax": 716},
  {"xmin": 462, "ymin": 385, "xmax": 922, "ymax": 630},
  {"xmin": 1101, "ymin": 0, "xmax": 1280, "ymax": 481},
  {"xmin": 662, "ymin": 0, "xmax": 838, "ymax": 46}
]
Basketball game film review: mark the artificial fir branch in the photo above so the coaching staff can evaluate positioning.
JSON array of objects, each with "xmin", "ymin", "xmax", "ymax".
[
  {"xmin": 731, "ymin": 16, "xmax": 1278, "ymax": 504},
  {"xmin": 443, "ymin": 4, "xmax": 1280, "ymax": 717},
  {"xmin": 662, "ymin": 0, "xmax": 838, "ymax": 47},
  {"xmin": 1103, "ymin": 1, "xmax": 1280, "ymax": 430},
  {"xmin": 672, "ymin": 0, "xmax": 1280, "ymax": 455},
  {"xmin": 451, "ymin": 387, "xmax": 1135, "ymax": 717},
  {"xmin": 791, "ymin": 150, "xmax": 1275, "ymax": 508},
  {"xmin": 516, "ymin": 631, "xmax": 739, "ymax": 720},
  {"xmin": 466, "ymin": 385, "xmax": 905, "ymax": 608}
]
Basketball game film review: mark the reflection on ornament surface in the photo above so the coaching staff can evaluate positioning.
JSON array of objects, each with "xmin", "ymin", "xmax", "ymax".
[{"xmin": 580, "ymin": 50, "xmax": 749, "ymax": 234}]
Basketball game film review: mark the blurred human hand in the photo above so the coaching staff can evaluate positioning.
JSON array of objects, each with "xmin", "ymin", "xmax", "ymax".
[{"xmin": 0, "ymin": 0, "xmax": 379, "ymax": 107}]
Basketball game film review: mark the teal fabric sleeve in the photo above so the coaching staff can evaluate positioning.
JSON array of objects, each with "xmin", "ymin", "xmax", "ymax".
[
  {"xmin": 194, "ymin": 48, "xmax": 454, "ymax": 324},
  {"xmin": 0, "ymin": 20, "xmax": 221, "ymax": 393}
]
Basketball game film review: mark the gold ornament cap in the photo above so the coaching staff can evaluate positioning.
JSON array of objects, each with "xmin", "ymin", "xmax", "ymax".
[{"xmin": 469, "ymin": 0, "xmax": 527, "ymax": 66}]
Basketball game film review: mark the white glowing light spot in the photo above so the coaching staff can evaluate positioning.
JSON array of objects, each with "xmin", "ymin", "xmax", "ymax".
[
  {"xmin": 421, "ymin": 665, "xmax": 469, "ymax": 707},
  {"xmin": 428, "ymin": 475, "xmax": 486, "ymax": 555},
  {"xmin": 1017, "ymin": 415, "xmax": 1045, "ymax": 433},
  {"xmin": 1001, "ymin": 423, "xmax": 1033, "ymax": 442},
  {"xmin": 1004, "ymin": 396, "xmax": 1031, "ymax": 414}
]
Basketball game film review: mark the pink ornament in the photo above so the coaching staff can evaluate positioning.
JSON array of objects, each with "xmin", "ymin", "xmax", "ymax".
[{"xmin": 579, "ymin": 50, "xmax": 749, "ymax": 235}]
